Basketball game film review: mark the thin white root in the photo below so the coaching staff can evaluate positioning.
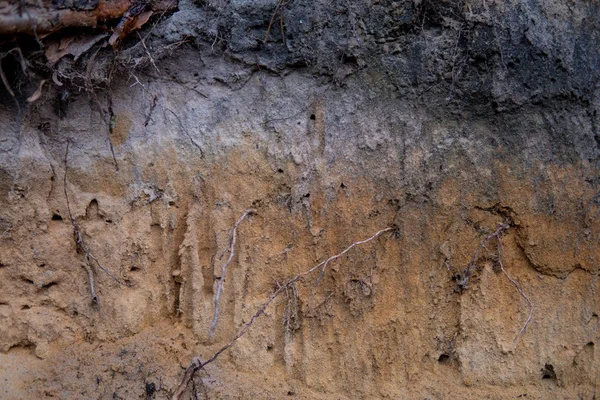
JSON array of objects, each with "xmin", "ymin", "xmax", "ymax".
[
  {"xmin": 497, "ymin": 239, "xmax": 533, "ymax": 344},
  {"xmin": 81, "ymin": 260, "xmax": 99, "ymax": 304},
  {"xmin": 173, "ymin": 226, "xmax": 395, "ymax": 398},
  {"xmin": 209, "ymin": 208, "xmax": 256, "ymax": 338}
]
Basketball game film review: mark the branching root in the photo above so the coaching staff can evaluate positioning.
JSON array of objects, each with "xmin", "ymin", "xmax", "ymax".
[
  {"xmin": 172, "ymin": 226, "xmax": 395, "ymax": 399},
  {"xmin": 457, "ymin": 221, "xmax": 533, "ymax": 345},
  {"xmin": 209, "ymin": 208, "xmax": 256, "ymax": 338},
  {"xmin": 63, "ymin": 140, "xmax": 129, "ymax": 304}
]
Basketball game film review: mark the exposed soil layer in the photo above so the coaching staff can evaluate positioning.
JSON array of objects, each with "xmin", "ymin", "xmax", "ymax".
[{"xmin": 0, "ymin": 0, "xmax": 599, "ymax": 399}]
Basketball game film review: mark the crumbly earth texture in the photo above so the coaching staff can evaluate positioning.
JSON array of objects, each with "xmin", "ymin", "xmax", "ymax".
[{"xmin": 0, "ymin": 0, "xmax": 599, "ymax": 399}]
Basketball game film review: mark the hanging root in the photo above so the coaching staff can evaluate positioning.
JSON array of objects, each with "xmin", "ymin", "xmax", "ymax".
[
  {"xmin": 171, "ymin": 357, "xmax": 205, "ymax": 400},
  {"xmin": 209, "ymin": 208, "xmax": 256, "ymax": 338},
  {"xmin": 63, "ymin": 140, "xmax": 129, "ymax": 304},
  {"xmin": 0, "ymin": 55, "xmax": 21, "ymax": 119},
  {"xmin": 283, "ymin": 282, "xmax": 299, "ymax": 334},
  {"xmin": 165, "ymin": 108, "xmax": 204, "ymax": 156},
  {"xmin": 457, "ymin": 220, "xmax": 533, "ymax": 345},
  {"xmin": 173, "ymin": 226, "xmax": 395, "ymax": 399},
  {"xmin": 80, "ymin": 259, "xmax": 99, "ymax": 304},
  {"xmin": 496, "ymin": 238, "xmax": 533, "ymax": 344},
  {"xmin": 455, "ymin": 222, "xmax": 510, "ymax": 291}
]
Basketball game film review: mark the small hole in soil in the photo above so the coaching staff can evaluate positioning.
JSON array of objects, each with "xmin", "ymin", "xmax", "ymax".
[
  {"xmin": 342, "ymin": 53, "xmax": 358, "ymax": 65},
  {"xmin": 287, "ymin": 391, "xmax": 295, "ymax": 396},
  {"xmin": 277, "ymin": 168, "xmax": 284, "ymax": 173},
  {"xmin": 86, "ymin": 199, "xmax": 99, "ymax": 218},
  {"xmin": 266, "ymin": 345, "xmax": 273, "ymax": 352},
  {"xmin": 541, "ymin": 363, "xmax": 556, "ymax": 380},
  {"xmin": 173, "ymin": 280, "xmax": 182, "ymax": 316},
  {"xmin": 145, "ymin": 382, "xmax": 156, "ymax": 397},
  {"xmin": 586, "ymin": 341, "xmax": 594, "ymax": 347},
  {"xmin": 105, "ymin": 219, "xmax": 113, "ymax": 224},
  {"xmin": 41, "ymin": 281, "xmax": 57, "ymax": 289},
  {"xmin": 38, "ymin": 263, "xmax": 45, "ymax": 268},
  {"xmin": 438, "ymin": 354, "xmax": 450, "ymax": 364},
  {"xmin": 21, "ymin": 304, "xmax": 31, "ymax": 310},
  {"xmin": 51, "ymin": 214, "xmax": 63, "ymax": 221},
  {"xmin": 309, "ymin": 114, "xmax": 316, "ymax": 120},
  {"xmin": 340, "ymin": 182, "xmax": 346, "ymax": 189}
]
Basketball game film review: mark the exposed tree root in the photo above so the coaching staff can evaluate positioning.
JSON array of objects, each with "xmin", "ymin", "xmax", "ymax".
[{"xmin": 0, "ymin": 0, "xmax": 177, "ymax": 35}]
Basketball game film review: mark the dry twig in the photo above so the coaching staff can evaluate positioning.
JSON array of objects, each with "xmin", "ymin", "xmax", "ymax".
[
  {"xmin": 172, "ymin": 226, "xmax": 394, "ymax": 399},
  {"xmin": 209, "ymin": 208, "xmax": 256, "ymax": 338}
]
